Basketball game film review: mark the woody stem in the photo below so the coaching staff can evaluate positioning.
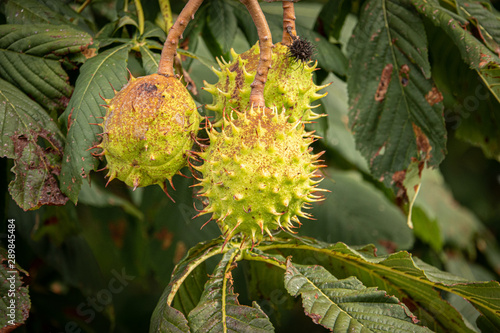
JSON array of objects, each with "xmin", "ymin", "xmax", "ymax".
[
  {"xmin": 240, "ymin": 0, "xmax": 273, "ymax": 108},
  {"xmin": 158, "ymin": 0, "xmax": 204, "ymax": 76},
  {"xmin": 281, "ymin": 1, "xmax": 297, "ymax": 45}
]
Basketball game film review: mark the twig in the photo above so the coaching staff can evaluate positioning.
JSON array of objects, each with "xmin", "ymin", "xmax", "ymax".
[
  {"xmin": 158, "ymin": 0, "xmax": 204, "ymax": 76},
  {"xmin": 240, "ymin": 0, "xmax": 273, "ymax": 108},
  {"xmin": 281, "ymin": 1, "xmax": 296, "ymax": 45}
]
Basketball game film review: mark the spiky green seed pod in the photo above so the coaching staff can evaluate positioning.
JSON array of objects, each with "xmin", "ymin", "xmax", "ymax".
[
  {"xmin": 194, "ymin": 107, "xmax": 325, "ymax": 244},
  {"xmin": 203, "ymin": 43, "xmax": 329, "ymax": 123},
  {"xmin": 98, "ymin": 74, "xmax": 200, "ymax": 193}
]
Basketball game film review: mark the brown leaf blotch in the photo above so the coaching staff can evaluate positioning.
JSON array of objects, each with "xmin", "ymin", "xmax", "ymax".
[
  {"xmin": 412, "ymin": 123, "xmax": 432, "ymax": 160},
  {"xmin": 375, "ymin": 64, "xmax": 393, "ymax": 102},
  {"xmin": 425, "ymin": 87, "xmax": 443, "ymax": 106}
]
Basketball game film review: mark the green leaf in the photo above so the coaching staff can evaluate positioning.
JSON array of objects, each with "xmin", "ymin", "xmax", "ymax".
[
  {"xmin": 78, "ymin": 180, "xmax": 144, "ymax": 220},
  {"xmin": 150, "ymin": 239, "xmax": 224, "ymax": 332},
  {"xmin": 0, "ymin": 24, "xmax": 92, "ymax": 58},
  {"xmin": 284, "ymin": 259, "xmax": 430, "ymax": 332},
  {"xmin": 152, "ymin": 305, "xmax": 191, "ymax": 333},
  {"xmin": 0, "ymin": 249, "xmax": 31, "ymax": 330},
  {"xmin": 244, "ymin": 259, "xmax": 296, "ymax": 322},
  {"xmin": 456, "ymin": 0, "xmax": 500, "ymax": 56},
  {"xmin": 414, "ymin": 259, "xmax": 500, "ymax": 331},
  {"xmin": 347, "ymin": 0, "xmax": 446, "ymax": 191},
  {"xmin": 314, "ymin": 0, "xmax": 351, "ymax": 41},
  {"xmin": 142, "ymin": 21, "xmax": 166, "ymax": 40},
  {"xmin": 172, "ymin": 263, "xmax": 208, "ymax": 316},
  {"xmin": 301, "ymin": 169, "xmax": 414, "ymax": 253},
  {"xmin": 205, "ymin": 0, "xmax": 237, "ymax": 58},
  {"xmin": 0, "ymin": 78, "xmax": 67, "ymax": 210},
  {"xmin": 411, "ymin": 206, "xmax": 443, "ymax": 252},
  {"xmin": 117, "ymin": 15, "xmax": 139, "ymax": 31},
  {"xmin": 263, "ymin": 237, "xmax": 492, "ymax": 332},
  {"xmin": 59, "ymin": 43, "xmax": 132, "ymax": 203},
  {"xmin": 188, "ymin": 249, "xmax": 274, "ymax": 333},
  {"xmin": 4, "ymin": 0, "xmax": 67, "ymax": 24},
  {"xmin": 0, "ymin": 49, "xmax": 73, "ymax": 113},
  {"xmin": 139, "ymin": 44, "xmax": 160, "ymax": 75},
  {"xmin": 415, "ymin": 170, "xmax": 482, "ymax": 252}
]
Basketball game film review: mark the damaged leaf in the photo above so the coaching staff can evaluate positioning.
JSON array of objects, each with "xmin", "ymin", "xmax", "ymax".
[
  {"xmin": 0, "ymin": 78, "xmax": 66, "ymax": 210},
  {"xmin": 0, "ymin": 24, "xmax": 92, "ymax": 113},
  {"xmin": 456, "ymin": 0, "xmax": 500, "ymax": 56},
  {"xmin": 272, "ymin": 237, "xmax": 496, "ymax": 332},
  {"xmin": 284, "ymin": 259, "xmax": 430, "ymax": 332},
  {"xmin": 187, "ymin": 249, "xmax": 274, "ymax": 333},
  {"xmin": 418, "ymin": 0, "xmax": 500, "ymax": 160},
  {"xmin": 150, "ymin": 239, "xmax": 224, "ymax": 332},
  {"xmin": 0, "ymin": 24, "xmax": 92, "ymax": 58},
  {"xmin": 8, "ymin": 135, "xmax": 67, "ymax": 210},
  {"xmin": 0, "ymin": 50, "xmax": 73, "ymax": 113},
  {"xmin": 347, "ymin": 0, "xmax": 446, "ymax": 196},
  {"xmin": 412, "ymin": 0, "xmax": 500, "ymax": 105}
]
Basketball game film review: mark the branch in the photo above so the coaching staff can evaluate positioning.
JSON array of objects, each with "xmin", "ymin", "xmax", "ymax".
[
  {"xmin": 281, "ymin": 1, "xmax": 296, "ymax": 45},
  {"xmin": 240, "ymin": 0, "xmax": 273, "ymax": 108},
  {"xmin": 158, "ymin": 0, "xmax": 204, "ymax": 76}
]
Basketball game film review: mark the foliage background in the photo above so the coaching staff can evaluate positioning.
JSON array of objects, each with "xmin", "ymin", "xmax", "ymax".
[{"xmin": 0, "ymin": 0, "xmax": 499, "ymax": 332}]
